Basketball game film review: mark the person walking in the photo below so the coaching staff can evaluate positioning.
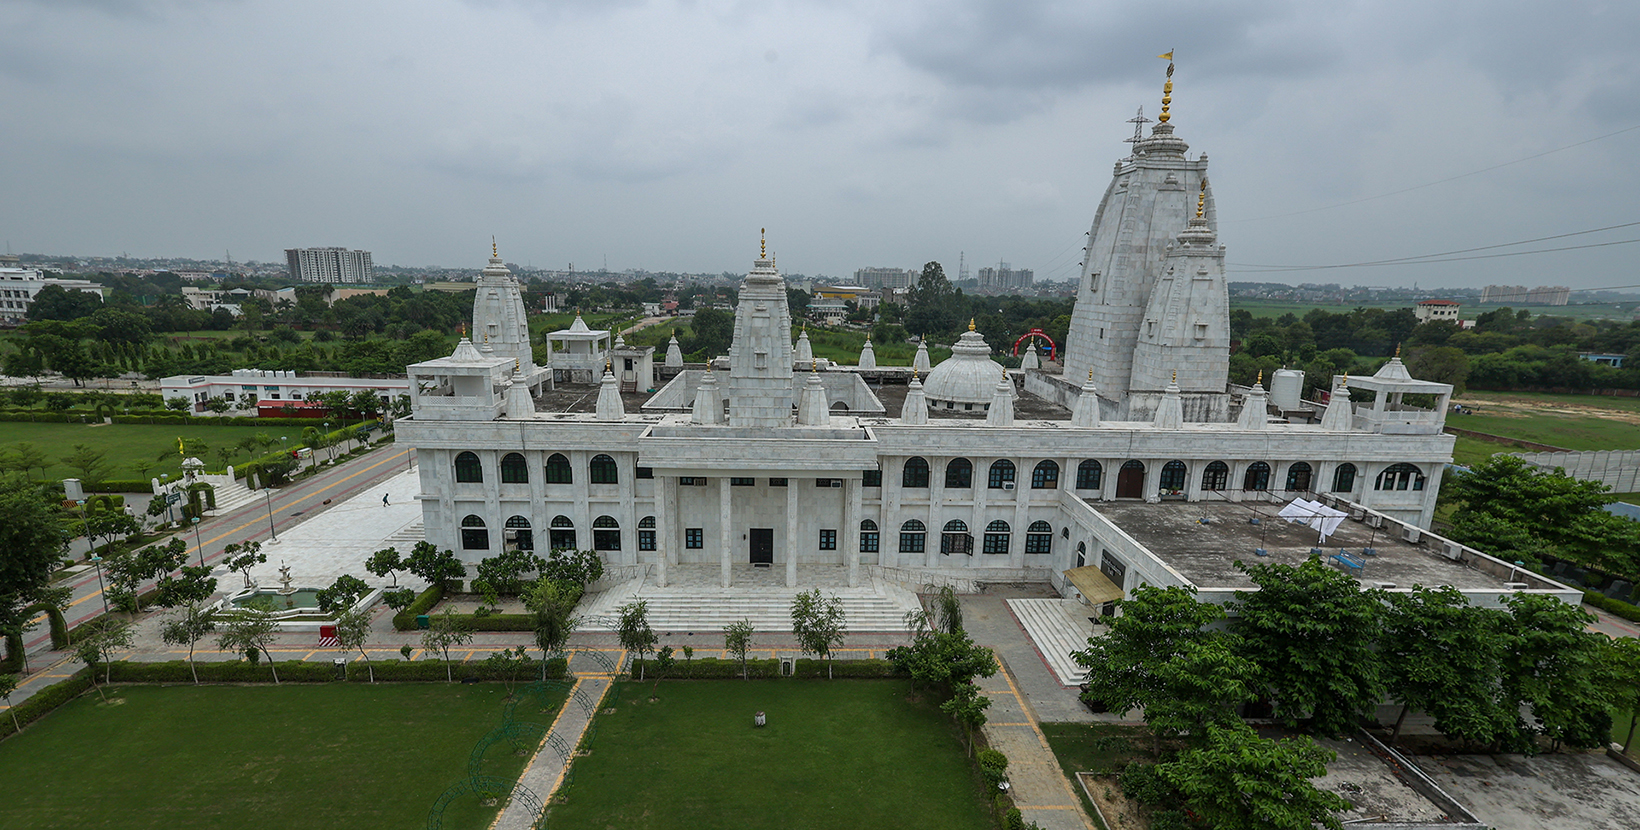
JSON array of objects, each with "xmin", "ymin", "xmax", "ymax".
[{"xmin": 382, "ymin": 492, "xmax": 390, "ymax": 507}]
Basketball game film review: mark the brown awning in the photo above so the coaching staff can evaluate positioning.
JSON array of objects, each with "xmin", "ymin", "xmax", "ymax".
[{"xmin": 1063, "ymin": 566, "xmax": 1124, "ymax": 606}]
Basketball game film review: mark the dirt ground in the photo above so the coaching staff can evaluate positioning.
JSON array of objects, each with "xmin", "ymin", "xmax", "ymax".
[{"xmin": 1452, "ymin": 391, "xmax": 1640, "ymax": 425}]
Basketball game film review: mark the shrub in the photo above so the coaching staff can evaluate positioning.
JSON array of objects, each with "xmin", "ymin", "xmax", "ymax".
[
  {"xmin": 106, "ymin": 660, "xmax": 336, "ymax": 683},
  {"xmin": 391, "ymin": 583, "xmax": 445, "ymax": 631},
  {"xmin": 791, "ymin": 658, "xmax": 901, "ymax": 679},
  {"xmin": 1585, "ymin": 591, "xmax": 1640, "ymax": 623},
  {"xmin": 0, "ymin": 668, "xmax": 95, "ymax": 741},
  {"xmin": 978, "ymin": 748, "xmax": 1009, "ymax": 790},
  {"xmin": 627, "ymin": 657, "xmax": 782, "ymax": 679},
  {"xmin": 355, "ymin": 657, "xmax": 567, "ymax": 682},
  {"xmin": 89, "ymin": 480, "xmax": 154, "ymax": 494}
]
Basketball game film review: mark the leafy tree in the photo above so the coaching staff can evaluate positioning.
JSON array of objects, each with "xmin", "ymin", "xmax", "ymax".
[
  {"xmin": 1230, "ymin": 558, "xmax": 1384, "ymax": 736},
  {"xmin": 790, "ymin": 589, "xmax": 847, "ymax": 679},
  {"xmin": 724, "ymin": 618, "xmax": 754, "ymax": 679},
  {"xmin": 905, "ymin": 261, "xmax": 958, "ymax": 336},
  {"xmin": 421, "ymin": 608, "xmax": 474, "ymax": 682},
  {"xmin": 1604, "ymin": 637, "xmax": 1640, "ymax": 753},
  {"xmin": 650, "ymin": 645, "xmax": 676, "ymax": 697},
  {"xmin": 525, "ymin": 578, "xmax": 581, "ymax": 679},
  {"xmin": 60, "ymin": 443, "xmax": 111, "ymax": 484},
  {"xmin": 617, "ymin": 600, "xmax": 658, "ymax": 680},
  {"xmin": 483, "ymin": 647, "xmax": 536, "ymax": 698},
  {"xmin": 218, "ymin": 606, "xmax": 282, "ymax": 685},
  {"xmin": 333, "ymin": 606, "xmax": 375, "ymax": 682},
  {"xmin": 82, "ymin": 511, "xmax": 140, "ymax": 558},
  {"xmin": 382, "ymin": 587, "xmax": 417, "ymax": 612},
  {"xmin": 684, "ymin": 307, "xmax": 733, "ymax": 358},
  {"xmin": 105, "ymin": 538, "xmax": 188, "ymax": 615},
  {"xmin": 475, "ymin": 548, "xmax": 544, "ymax": 596},
  {"xmin": 1071, "ymin": 585, "xmax": 1225, "ymax": 721},
  {"xmin": 159, "ymin": 602, "xmax": 216, "ymax": 684},
  {"xmin": 1380, "ymin": 586, "xmax": 1514, "ymax": 746},
  {"xmin": 26, "ymin": 284, "xmax": 103, "ymax": 322},
  {"xmin": 1503, "ymin": 593, "xmax": 1613, "ymax": 751},
  {"xmin": 154, "ymin": 564, "xmax": 217, "ymax": 610},
  {"xmin": 886, "ymin": 628, "xmax": 997, "ymax": 699},
  {"xmin": 1442, "ymin": 455, "xmax": 1636, "ymax": 577},
  {"xmin": 538, "ymin": 548, "xmax": 604, "ymax": 588},
  {"xmin": 315, "ymin": 574, "xmax": 370, "ymax": 614},
  {"xmin": 941, "ymin": 680, "xmax": 991, "ymax": 756},
  {"xmin": 0, "ymin": 673, "xmax": 19, "ymax": 731},
  {"xmin": 365, "ymin": 546, "xmax": 403, "ymax": 587},
  {"xmin": 405, "ymin": 541, "xmax": 464, "ymax": 591},
  {"xmin": 222, "ymin": 540, "xmax": 266, "ymax": 588},
  {"xmin": 75, "ymin": 618, "xmax": 134, "ymax": 698},
  {"xmin": 7, "ymin": 443, "xmax": 49, "ymax": 481},
  {"xmin": 1155, "ymin": 721, "xmax": 1350, "ymax": 830},
  {"xmin": 164, "ymin": 397, "xmax": 190, "ymax": 411}
]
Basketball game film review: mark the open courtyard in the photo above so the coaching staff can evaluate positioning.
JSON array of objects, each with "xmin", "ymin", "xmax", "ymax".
[
  {"xmin": 546, "ymin": 679, "xmax": 994, "ymax": 830},
  {"xmin": 0, "ymin": 683, "xmax": 542, "ymax": 830}
]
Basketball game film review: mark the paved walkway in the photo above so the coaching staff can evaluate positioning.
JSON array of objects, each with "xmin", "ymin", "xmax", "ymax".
[{"xmin": 494, "ymin": 651, "xmax": 619, "ymax": 830}]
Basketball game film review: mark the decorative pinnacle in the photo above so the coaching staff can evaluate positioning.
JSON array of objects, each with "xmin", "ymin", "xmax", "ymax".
[
  {"xmin": 458, "ymin": 322, "xmax": 466, "ymax": 337},
  {"xmin": 1196, "ymin": 179, "xmax": 1206, "ymax": 219},
  {"xmin": 760, "ymin": 228, "xmax": 766, "ymax": 259},
  {"xmin": 1256, "ymin": 369, "xmax": 1263, "ymax": 385},
  {"xmin": 912, "ymin": 367, "xmax": 919, "ymax": 381},
  {"xmin": 1395, "ymin": 342, "xmax": 1402, "ymax": 358},
  {"xmin": 1172, "ymin": 369, "xmax": 1178, "ymax": 384},
  {"xmin": 492, "ymin": 236, "xmax": 498, "ymax": 258},
  {"xmin": 1088, "ymin": 368, "xmax": 1095, "ymax": 382},
  {"xmin": 1339, "ymin": 376, "xmax": 1349, "ymax": 389},
  {"xmin": 968, "ymin": 318, "xmax": 976, "ymax": 332},
  {"xmin": 514, "ymin": 358, "xmax": 520, "ymax": 371},
  {"xmin": 1157, "ymin": 50, "xmax": 1175, "ymax": 123}
]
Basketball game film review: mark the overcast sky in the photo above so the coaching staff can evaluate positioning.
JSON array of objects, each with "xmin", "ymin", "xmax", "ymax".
[{"xmin": 3, "ymin": 0, "xmax": 1637, "ymax": 296}]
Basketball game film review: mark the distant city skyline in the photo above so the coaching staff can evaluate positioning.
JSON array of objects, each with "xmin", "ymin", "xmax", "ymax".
[{"xmin": 3, "ymin": 2, "xmax": 1637, "ymax": 291}]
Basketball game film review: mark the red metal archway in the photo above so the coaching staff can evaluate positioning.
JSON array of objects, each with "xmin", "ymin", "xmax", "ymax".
[{"xmin": 1012, "ymin": 329, "xmax": 1056, "ymax": 361}]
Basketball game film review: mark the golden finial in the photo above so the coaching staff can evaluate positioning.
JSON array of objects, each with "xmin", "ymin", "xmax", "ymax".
[
  {"xmin": 1196, "ymin": 179, "xmax": 1206, "ymax": 219},
  {"xmin": 760, "ymin": 228, "xmax": 766, "ymax": 259},
  {"xmin": 1088, "ymin": 368, "xmax": 1095, "ymax": 382},
  {"xmin": 1395, "ymin": 343, "xmax": 1402, "ymax": 358},
  {"xmin": 483, "ymin": 331, "xmax": 490, "ymax": 344},
  {"xmin": 514, "ymin": 358, "xmax": 520, "ymax": 371},
  {"xmin": 1339, "ymin": 376, "xmax": 1348, "ymax": 389},
  {"xmin": 1256, "ymin": 369, "xmax": 1262, "ymax": 385},
  {"xmin": 492, "ymin": 236, "xmax": 498, "ymax": 258},
  {"xmin": 458, "ymin": 321, "xmax": 466, "ymax": 337},
  {"xmin": 968, "ymin": 318, "xmax": 976, "ymax": 332},
  {"xmin": 1172, "ymin": 369, "xmax": 1178, "ymax": 384},
  {"xmin": 912, "ymin": 367, "xmax": 919, "ymax": 381},
  {"xmin": 1157, "ymin": 50, "xmax": 1175, "ymax": 123}
]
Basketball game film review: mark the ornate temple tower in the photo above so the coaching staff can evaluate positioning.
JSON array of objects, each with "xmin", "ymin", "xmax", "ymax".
[
  {"xmin": 472, "ymin": 240, "xmax": 546, "ymax": 392},
  {"xmin": 1063, "ymin": 55, "xmax": 1228, "ymax": 420},
  {"xmin": 726, "ymin": 231, "xmax": 795, "ymax": 427}
]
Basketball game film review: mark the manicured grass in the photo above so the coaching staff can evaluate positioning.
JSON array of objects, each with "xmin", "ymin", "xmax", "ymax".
[
  {"xmin": 0, "ymin": 683, "xmax": 545, "ymax": 830},
  {"xmin": 0, "ymin": 421, "xmax": 296, "ymax": 483},
  {"xmin": 549, "ymin": 680, "xmax": 991, "ymax": 830},
  {"xmin": 1449, "ymin": 413, "xmax": 1640, "ymax": 451},
  {"xmin": 1039, "ymin": 722, "xmax": 1155, "ymax": 830}
]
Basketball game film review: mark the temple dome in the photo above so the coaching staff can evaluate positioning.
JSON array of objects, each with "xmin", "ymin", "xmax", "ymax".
[{"xmin": 922, "ymin": 327, "xmax": 998, "ymax": 407}]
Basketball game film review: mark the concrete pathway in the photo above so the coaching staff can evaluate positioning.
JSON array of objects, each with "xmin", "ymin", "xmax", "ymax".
[
  {"xmin": 492, "ymin": 651, "xmax": 620, "ymax": 830},
  {"xmin": 977, "ymin": 659, "xmax": 1095, "ymax": 830}
]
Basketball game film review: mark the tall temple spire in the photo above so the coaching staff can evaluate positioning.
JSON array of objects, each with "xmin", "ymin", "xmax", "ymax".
[{"xmin": 1157, "ymin": 51, "xmax": 1175, "ymax": 123}]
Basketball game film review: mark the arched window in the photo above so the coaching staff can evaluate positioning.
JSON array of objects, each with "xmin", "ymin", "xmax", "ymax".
[
  {"xmin": 1332, "ymin": 463, "xmax": 1358, "ymax": 493},
  {"xmin": 1025, "ymin": 521, "xmax": 1052, "ymax": 554},
  {"xmin": 1202, "ymin": 461, "xmax": 1229, "ymax": 491},
  {"xmin": 945, "ymin": 458, "xmax": 973, "ymax": 489},
  {"xmin": 593, "ymin": 515, "xmax": 621, "ymax": 550},
  {"xmin": 460, "ymin": 515, "xmax": 488, "ymax": 550},
  {"xmin": 454, "ymin": 451, "xmax": 483, "ymax": 483},
  {"xmin": 545, "ymin": 453, "xmax": 572, "ymax": 484},
  {"xmin": 1159, "ymin": 460, "xmax": 1187, "ymax": 492},
  {"xmin": 504, "ymin": 515, "xmax": 533, "ymax": 551},
  {"xmin": 899, "ymin": 519, "xmax": 926, "ymax": 554},
  {"xmin": 500, "ymin": 452, "xmax": 529, "ymax": 484},
  {"xmin": 1076, "ymin": 541, "xmax": 1087, "ymax": 568},
  {"xmin": 903, "ymin": 457, "xmax": 930, "ymax": 488},
  {"xmin": 1285, "ymin": 462, "xmax": 1313, "ymax": 492},
  {"xmin": 1375, "ymin": 463, "xmax": 1426, "ymax": 492},
  {"xmin": 589, "ymin": 454, "xmax": 619, "ymax": 485},
  {"xmin": 989, "ymin": 459, "xmax": 1016, "ymax": 489},
  {"xmin": 1076, "ymin": 460, "xmax": 1102, "ymax": 490},
  {"xmin": 1031, "ymin": 460, "xmax": 1060, "ymax": 489},
  {"xmin": 941, "ymin": 519, "xmax": 972, "ymax": 555},
  {"xmin": 549, "ymin": 515, "xmax": 576, "ymax": 551},
  {"xmin": 638, "ymin": 516, "xmax": 656, "ymax": 552},
  {"xmin": 983, "ymin": 520, "xmax": 1011, "ymax": 555},
  {"xmin": 860, "ymin": 519, "xmax": 880, "ymax": 554},
  {"xmin": 1243, "ymin": 461, "xmax": 1271, "ymax": 491}
]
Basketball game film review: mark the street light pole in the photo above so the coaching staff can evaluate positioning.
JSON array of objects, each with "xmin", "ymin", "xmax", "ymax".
[
  {"xmin": 191, "ymin": 516, "xmax": 205, "ymax": 568},
  {"xmin": 262, "ymin": 486, "xmax": 278, "ymax": 542},
  {"xmin": 90, "ymin": 554, "xmax": 109, "ymax": 614}
]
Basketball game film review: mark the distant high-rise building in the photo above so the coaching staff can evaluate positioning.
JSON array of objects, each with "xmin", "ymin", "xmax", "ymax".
[
  {"xmin": 1480, "ymin": 285, "xmax": 1528, "ymax": 304},
  {"xmin": 853, "ymin": 267, "xmax": 915, "ymax": 290},
  {"xmin": 1527, "ymin": 285, "xmax": 1571, "ymax": 306},
  {"xmin": 976, "ymin": 263, "xmax": 1034, "ymax": 293},
  {"xmin": 286, "ymin": 247, "xmax": 373, "ymax": 284},
  {"xmin": 1480, "ymin": 284, "xmax": 1569, "ymax": 305}
]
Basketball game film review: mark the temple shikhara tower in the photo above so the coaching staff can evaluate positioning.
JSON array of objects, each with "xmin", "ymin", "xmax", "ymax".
[{"xmin": 1064, "ymin": 55, "xmax": 1230, "ymax": 421}]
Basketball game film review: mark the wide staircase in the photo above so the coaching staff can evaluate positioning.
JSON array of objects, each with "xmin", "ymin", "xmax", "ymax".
[
  {"xmin": 578, "ymin": 564, "xmax": 922, "ymax": 633},
  {"xmin": 196, "ymin": 473, "xmax": 259, "ymax": 514}
]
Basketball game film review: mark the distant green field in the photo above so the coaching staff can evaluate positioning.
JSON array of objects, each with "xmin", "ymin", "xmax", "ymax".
[
  {"xmin": 1459, "ymin": 389, "xmax": 1640, "ymax": 415},
  {"xmin": 0, "ymin": 421, "xmax": 300, "ymax": 483},
  {"xmin": 1231, "ymin": 298, "xmax": 1639, "ymax": 323},
  {"xmin": 1448, "ymin": 413, "xmax": 1640, "ymax": 451}
]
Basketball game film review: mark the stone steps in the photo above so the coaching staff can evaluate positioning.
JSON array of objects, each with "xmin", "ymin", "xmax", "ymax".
[
  {"xmin": 383, "ymin": 521, "xmax": 425, "ymax": 547},
  {"xmin": 1006, "ymin": 597, "xmax": 1095, "ymax": 686}
]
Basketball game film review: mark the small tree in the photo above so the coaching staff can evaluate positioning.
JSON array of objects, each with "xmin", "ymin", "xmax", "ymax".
[
  {"xmin": 484, "ymin": 647, "xmax": 536, "ymax": 698},
  {"xmin": 724, "ymin": 619, "xmax": 754, "ymax": 679},
  {"xmin": 650, "ymin": 645, "xmax": 676, "ymax": 698},
  {"xmin": 0, "ymin": 673, "xmax": 20, "ymax": 731},
  {"xmin": 60, "ymin": 443, "xmax": 111, "ymax": 484},
  {"xmin": 365, "ymin": 546, "xmax": 403, "ymax": 587},
  {"xmin": 218, "ymin": 605, "xmax": 281, "ymax": 683},
  {"xmin": 75, "ymin": 618, "xmax": 133, "ymax": 699},
  {"xmin": 422, "ymin": 608, "xmax": 474, "ymax": 682},
  {"xmin": 887, "ymin": 628, "xmax": 997, "ymax": 700},
  {"xmin": 1155, "ymin": 721, "xmax": 1350, "ymax": 830},
  {"xmin": 790, "ymin": 589, "xmax": 847, "ymax": 679},
  {"xmin": 1604, "ymin": 637, "xmax": 1640, "ymax": 754},
  {"xmin": 1503, "ymin": 593, "xmax": 1613, "ymax": 751},
  {"xmin": 405, "ymin": 541, "xmax": 465, "ymax": 591},
  {"xmin": 333, "ymin": 606, "xmax": 374, "ymax": 682},
  {"xmin": 927, "ymin": 583, "xmax": 963, "ymax": 634},
  {"xmin": 222, "ymin": 540, "xmax": 266, "ymax": 588},
  {"xmin": 525, "ymin": 579, "xmax": 581, "ymax": 679},
  {"xmin": 155, "ymin": 564, "xmax": 216, "ymax": 611},
  {"xmin": 315, "ymin": 574, "xmax": 370, "ymax": 614},
  {"xmin": 9, "ymin": 442, "xmax": 49, "ymax": 480},
  {"xmin": 160, "ymin": 602, "xmax": 216, "ymax": 684},
  {"xmin": 617, "ymin": 600, "xmax": 658, "ymax": 680},
  {"xmin": 942, "ymin": 680, "xmax": 990, "ymax": 756}
]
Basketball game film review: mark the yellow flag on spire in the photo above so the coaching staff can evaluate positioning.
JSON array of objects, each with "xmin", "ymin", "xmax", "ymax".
[{"xmin": 1158, "ymin": 51, "xmax": 1174, "ymax": 60}]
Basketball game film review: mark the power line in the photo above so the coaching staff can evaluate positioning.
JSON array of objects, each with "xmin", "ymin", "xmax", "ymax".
[
  {"xmin": 1227, "ymin": 123, "xmax": 1640, "ymax": 224},
  {"xmin": 1229, "ymin": 236, "xmax": 1640, "ymax": 274},
  {"xmin": 1229, "ymin": 221, "xmax": 1640, "ymax": 271}
]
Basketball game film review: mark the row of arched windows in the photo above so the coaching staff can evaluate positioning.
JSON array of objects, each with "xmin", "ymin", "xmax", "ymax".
[
  {"xmin": 901, "ymin": 458, "xmax": 1055, "ymax": 490},
  {"xmin": 898, "ymin": 458, "xmax": 1421, "ymax": 495},
  {"xmin": 458, "ymin": 513, "xmax": 636, "ymax": 551},
  {"xmin": 891, "ymin": 519, "xmax": 1054, "ymax": 555},
  {"xmin": 455, "ymin": 452, "xmax": 619, "ymax": 485}
]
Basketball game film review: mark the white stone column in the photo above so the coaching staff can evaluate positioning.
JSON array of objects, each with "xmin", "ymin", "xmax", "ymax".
[
  {"xmin": 719, "ymin": 477, "xmax": 733, "ymax": 588},
  {"xmin": 1102, "ymin": 458, "xmax": 1118, "ymax": 501},
  {"xmin": 845, "ymin": 477, "xmax": 861, "ymax": 587},
  {"xmin": 654, "ymin": 476, "xmax": 670, "ymax": 588},
  {"xmin": 618, "ymin": 455, "xmax": 636, "ymax": 566},
  {"xmin": 785, "ymin": 482, "xmax": 799, "ymax": 588},
  {"xmin": 1010, "ymin": 483, "xmax": 1030, "ymax": 571}
]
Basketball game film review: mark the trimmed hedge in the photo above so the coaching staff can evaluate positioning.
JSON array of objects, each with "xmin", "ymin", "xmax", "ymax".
[
  {"xmin": 110, "ymin": 414, "xmax": 346, "ymax": 427},
  {"xmin": 1585, "ymin": 591, "xmax": 1640, "ymax": 623},
  {"xmin": 107, "ymin": 660, "xmax": 337, "ymax": 684},
  {"xmin": 0, "ymin": 668, "xmax": 95, "ymax": 741},
  {"xmin": 90, "ymin": 480, "xmax": 154, "ymax": 494},
  {"xmin": 353, "ymin": 657, "xmax": 568, "ymax": 682},
  {"xmin": 792, "ymin": 658, "xmax": 901, "ymax": 679},
  {"xmin": 625, "ymin": 657, "xmax": 903, "ymax": 680},
  {"xmin": 392, "ymin": 584, "xmax": 445, "ymax": 630}
]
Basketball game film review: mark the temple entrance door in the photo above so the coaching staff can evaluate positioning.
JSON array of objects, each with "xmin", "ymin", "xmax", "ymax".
[
  {"xmin": 1115, "ymin": 461, "xmax": 1145, "ymax": 499},
  {"xmin": 749, "ymin": 528, "xmax": 774, "ymax": 565}
]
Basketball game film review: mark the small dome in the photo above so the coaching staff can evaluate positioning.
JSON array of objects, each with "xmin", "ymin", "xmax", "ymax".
[{"xmin": 923, "ymin": 329, "xmax": 998, "ymax": 406}]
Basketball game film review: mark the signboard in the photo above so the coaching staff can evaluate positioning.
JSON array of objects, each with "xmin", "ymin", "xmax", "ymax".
[{"xmin": 165, "ymin": 493, "xmax": 183, "ymax": 506}]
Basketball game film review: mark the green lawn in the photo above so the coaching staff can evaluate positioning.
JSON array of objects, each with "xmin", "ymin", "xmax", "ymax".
[
  {"xmin": 1039, "ymin": 722, "xmax": 1155, "ymax": 830},
  {"xmin": 549, "ymin": 680, "xmax": 991, "ymax": 830},
  {"xmin": 1, "ymin": 421, "xmax": 301, "ymax": 483},
  {"xmin": 0, "ymin": 683, "xmax": 540, "ymax": 830},
  {"xmin": 1449, "ymin": 413, "xmax": 1640, "ymax": 451}
]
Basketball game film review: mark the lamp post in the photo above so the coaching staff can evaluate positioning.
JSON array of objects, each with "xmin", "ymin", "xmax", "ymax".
[
  {"xmin": 160, "ymin": 473, "xmax": 174, "ymax": 525},
  {"xmin": 191, "ymin": 516, "xmax": 205, "ymax": 568},
  {"xmin": 262, "ymin": 485, "xmax": 279, "ymax": 542},
  {"xmin": 324, "ymin": 421, "xmax": 331, "ymax": 460},
  {"xmin": 89, "ymin": 553, "xmax": 109, "ymax": 614}
]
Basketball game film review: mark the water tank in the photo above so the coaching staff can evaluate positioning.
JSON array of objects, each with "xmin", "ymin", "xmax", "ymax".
[{"xmin": 1270, "ymin": 368, "xmax": 1304, "ymax": 411}]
